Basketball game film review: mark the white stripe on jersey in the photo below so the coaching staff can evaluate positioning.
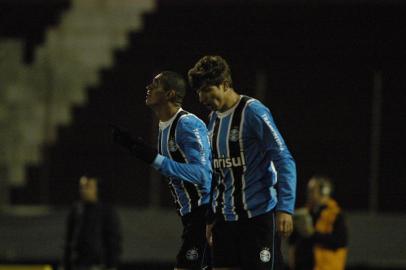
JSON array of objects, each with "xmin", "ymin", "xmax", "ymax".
[
  {"xmin": 260, "ymin": 111, "xmax": 285, "ymax": 151},
  {"xmin": 169, "ymin": 178, "xmax": 182, "ymax": 209},
  {"xmin": 180, "ymin": 181, "xmax": 192, "ymax": 213},
  {"xmin": 226, "ymin": 112, "xmax": 238, "ymax": 220},
  {"xmin": 271, "ymin": 161, "xmax": 278, "ymax": 186},
  {"xmin": 217, "ymin": 117, "xmax": 227, "ymax": 217},
  {"xmin": 167, "ymin": 119, "xmax": 192, "ymax": 214},
  {"xmin": 240, "ymin": 99, "xmax": 254, "ymax": 218}
]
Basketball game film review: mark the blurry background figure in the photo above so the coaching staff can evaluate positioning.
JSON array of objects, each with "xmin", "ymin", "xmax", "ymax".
[
  {"xmin": 288, "ymin": 175, "xmax": 348, "ymax": 270},
  {"xmin": 63, "ymin": 176, "xmax": 122, "ymax": 270}
]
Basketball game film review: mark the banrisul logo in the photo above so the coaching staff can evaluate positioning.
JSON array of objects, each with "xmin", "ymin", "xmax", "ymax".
[{"xmin": 213, "ymin": 155, "xmax": 245, "ymax": 169}]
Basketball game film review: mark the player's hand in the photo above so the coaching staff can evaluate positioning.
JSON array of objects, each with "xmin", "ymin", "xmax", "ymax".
[
  {"xmin": 206, "ymin": 223, "xmax": 214, "ymax": 247},
  {"xmin": 111, "ymin": 124, "xmax": 157, "ymax": 164},
  {"xmin": 276, "ymin": 211, "xmax": 293, "ymax": 238},
  {"xmin": 111, "ymin": 124, "xmax": 136, "ymax": 150},
  {"xmin": 131, "ymin": 136, "xmax": 158, "ymax": 164}
]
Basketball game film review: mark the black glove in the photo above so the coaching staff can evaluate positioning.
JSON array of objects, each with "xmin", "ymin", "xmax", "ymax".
[
  {"xmin": 111, "ymin": 124, "xmax": 135, "ymax": 149},
  {"xmin": 111, "ymin": 124, "xmax": 157, "ymax": 164},
  {"xmin": 132, "ymin": 136, "xmax": 158, "ymax": 164}
]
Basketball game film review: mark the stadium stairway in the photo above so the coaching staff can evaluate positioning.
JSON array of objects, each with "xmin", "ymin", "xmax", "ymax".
[
  {"xmin": 0, "ymin": 0, "xmax": 71, "ymax": 204},
  {"xmin": 0, "ymin": 0, "xmax": 156, "ymax": 204}
]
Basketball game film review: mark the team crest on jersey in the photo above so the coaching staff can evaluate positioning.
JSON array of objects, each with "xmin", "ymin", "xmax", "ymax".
[
  {"xmin": 168, "ymin": 139, "xmax": 178, "ymax": 152},
  {"xmin": 259, "ymin": 247, "xmax": 271, "ymax": 263},
  {"xmin": 229, "ymin": 127, "xmax": 239, "ymax": 142},
  {"xmin": 185, "ymin": 247, "xmax": 199, "ymax": 261}
]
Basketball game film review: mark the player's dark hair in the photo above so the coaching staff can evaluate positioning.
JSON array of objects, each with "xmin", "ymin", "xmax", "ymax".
[
  {"xmin": 188, "ymin": 55, "xmax": 233, "ymax": 91},
  {"xmin": 159, "ymin": 71, "xmax": 186, "ymax": 105}
]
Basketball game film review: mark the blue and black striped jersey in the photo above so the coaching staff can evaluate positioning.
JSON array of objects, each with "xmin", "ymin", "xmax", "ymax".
[
  {"xmin": 208, "ymin": 95, "xmax": 296, "ymax": 221},
  {"xmin": 152, "ymin": 109, "xmax": 212, "ymax": 216}
]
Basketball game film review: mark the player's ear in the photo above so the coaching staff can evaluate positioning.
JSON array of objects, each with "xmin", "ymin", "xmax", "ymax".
[
  {"xmin": 166, "ymin": 89, "xmax": 176, "ymax": 100},
  {"xmin": 222, "ymin": 81, "xmax": 231, "ymax": 91}
]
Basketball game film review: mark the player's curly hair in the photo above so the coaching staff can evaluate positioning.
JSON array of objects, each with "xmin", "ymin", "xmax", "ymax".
[{"xmin": 188, "ymin": 55, "xmax": 233, "ymax": 91}]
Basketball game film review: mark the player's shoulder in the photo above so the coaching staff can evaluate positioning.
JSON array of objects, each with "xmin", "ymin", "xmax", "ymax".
[
  {"xmin": 177, "ymin": 110, "xmax": 207, "ymax": 129},
  {"xmin": 244, "ymin": 96, "xmax": 270, "ymax": 116}
]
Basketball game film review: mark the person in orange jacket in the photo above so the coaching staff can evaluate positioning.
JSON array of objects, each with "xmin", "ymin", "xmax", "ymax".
[{"xmin": 288, "ymin": 175, "xmax": 348, "ymax": 270}]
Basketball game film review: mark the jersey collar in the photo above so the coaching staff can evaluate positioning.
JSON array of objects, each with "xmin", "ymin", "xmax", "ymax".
[
  {"xmin": 216, "ymin": 95, "xmax": 243, "ymax": 118},
  {"xmin": 159, "ymin": 108, "xmax": 184, "ymax": 130}
]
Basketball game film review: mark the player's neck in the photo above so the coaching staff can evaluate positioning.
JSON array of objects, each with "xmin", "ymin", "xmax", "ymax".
[
  {"xmin": 219, "ymin": 90, "xmax": 240, "ymax": 112},
  {"xmin": 154, "ymin": 103, "xmax": 180, "ymax": 122}
]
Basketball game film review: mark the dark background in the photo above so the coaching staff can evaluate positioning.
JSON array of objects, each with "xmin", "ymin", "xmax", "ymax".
[
  {"xmin": 1, "ymin": 1, "xmax": 406, "ymax": 269},
  {"xmin": 2, "ymin": 0, "xmax": 405, "ymax": 212}
]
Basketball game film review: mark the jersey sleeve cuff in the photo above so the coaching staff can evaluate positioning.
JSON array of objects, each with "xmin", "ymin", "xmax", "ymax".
[
  {"xmin": 275, "ymin": 207, "xmax": 294, "ymax": 215},
  {"xmin": 151, "ymin": 154, "xmax": 165, "ymax": 170}
]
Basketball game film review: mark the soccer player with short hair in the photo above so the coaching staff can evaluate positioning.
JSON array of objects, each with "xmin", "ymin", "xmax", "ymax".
[
  {"xmin": 112, "ymin": 71, "xmax": 212, "ymax": 270},
  {"xmin": 188, "ymin": 56, "xmax": 297, "ymax": 270}
]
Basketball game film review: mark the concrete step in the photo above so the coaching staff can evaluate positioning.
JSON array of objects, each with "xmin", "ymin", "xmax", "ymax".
[{"xmin": 0, "ymin": 0, "xmax": 156, "ymax": 190}]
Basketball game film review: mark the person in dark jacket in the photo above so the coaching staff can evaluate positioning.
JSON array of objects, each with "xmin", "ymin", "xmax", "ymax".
[{"xmin": 64, "ymin": 176, "xmax": 122, "ymax": 270}]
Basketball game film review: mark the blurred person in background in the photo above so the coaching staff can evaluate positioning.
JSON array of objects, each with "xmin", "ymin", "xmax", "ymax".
[
  {"xmin": 188, "ymin": 55, "xmax": 297, "ymax": 270},
  {"xmin": 288, "ymin": 175, "xmax": 348, "ymax": 270},
  {"xmin": 112, "ymin": 71, "xmax": 212, "ymax": 270},
  {"xmin": 64, "ymin": 176, "xmax": 122, "ymax": 270}
]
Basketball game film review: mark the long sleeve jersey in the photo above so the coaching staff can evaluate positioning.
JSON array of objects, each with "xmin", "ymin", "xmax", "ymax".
[
  {"xmin": 152, "ymin": 108, "xmax": 212, "ymax": 216},
  {"xmin": 208, "ymin": 95, "xmax": 296, "ymax": 221}
]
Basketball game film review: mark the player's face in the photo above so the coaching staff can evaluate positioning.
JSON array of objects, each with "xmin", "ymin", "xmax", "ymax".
[
  {"xmin": 197, "ymin": 84, "xmax": 226, "ymax": 111},
  {"xmin": 145, "ymin": 74, "xmax": 167, "ymax": 107}
]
